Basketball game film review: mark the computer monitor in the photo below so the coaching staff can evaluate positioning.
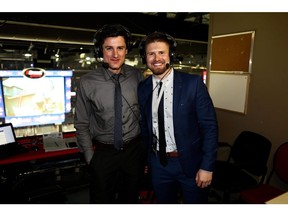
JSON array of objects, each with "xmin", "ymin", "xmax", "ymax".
[{"xmin": 0, "ymin": 69, "xmax": 73, "ymax": 128}]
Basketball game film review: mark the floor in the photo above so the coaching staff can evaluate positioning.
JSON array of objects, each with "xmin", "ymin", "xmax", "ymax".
[
  {"xmin": 65, "ymin": 184, "xmax": 90, "ymax": 204},
  {"xmin": 1, "ymin": 165, "xmax": 243, "ymax": 204},
  {"xmin": 3, "ymin": 183, "xmax": 243, "ymax": 204},
  {"xmin": 64, "ymin": 185, "xmax": 244, "ymax": 204}
]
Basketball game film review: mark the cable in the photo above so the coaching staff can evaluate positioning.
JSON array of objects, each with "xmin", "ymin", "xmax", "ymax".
[
  {"xmin": 102, "ymin": 62, "xmax": 172, "ymax": 122},
  {"xmin": 103, "ymin": 67, "xmax": 140, "ymax": 121},
  {"xmin": 149, "ymin": 63, "xmax": 172, "ymax": 99}
]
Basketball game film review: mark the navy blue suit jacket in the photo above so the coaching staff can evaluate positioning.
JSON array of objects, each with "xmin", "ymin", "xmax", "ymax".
[{"xmin": 137, "ymin": 70, "xmax": 218, "ymax": 178}]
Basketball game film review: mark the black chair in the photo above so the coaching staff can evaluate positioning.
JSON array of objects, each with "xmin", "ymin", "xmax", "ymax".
[
  {"xmin": 211, "ymin": 131, "xmax": 272, "ymax": 203},
  {"xmin": 240, "ymin": 141, "xmax": 288, "ymax": 204}
]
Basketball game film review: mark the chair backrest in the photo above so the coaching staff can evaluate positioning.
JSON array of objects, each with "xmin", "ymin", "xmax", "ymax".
[
  {"xmin": 230, "ymin": 131, "xmax": 272, "ymax": 177},
  {"xmin": 270, "ymin": 142, "xmax": 288, "ymax": 184}
]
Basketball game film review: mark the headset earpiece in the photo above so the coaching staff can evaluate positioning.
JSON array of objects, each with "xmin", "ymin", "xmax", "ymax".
[
  {"xmin": 138, "ymin": 37, "xmax": 147, "ymax": 64},
  {"xmin": 93, "ymin": 27, "xmax": 103, "ymax": 58},
  {"xmin": 165, "ymin": 33, "xmax": 177, "ymax": 62}
]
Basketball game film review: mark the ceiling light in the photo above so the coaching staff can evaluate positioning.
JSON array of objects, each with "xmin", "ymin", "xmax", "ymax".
[
  {"xmin": 55, "ymin": 49, "xmax": 60, "ymax": 58},
  {"xmin": 24, "ymin": 52, "xmax": 32, "ymax": 57}
]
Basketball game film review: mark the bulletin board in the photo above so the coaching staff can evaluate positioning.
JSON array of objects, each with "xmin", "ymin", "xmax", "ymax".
[
  {"xmin": 208, "ymin": 31, "xmax": 255, "ymax": 114},
  {"xmin": 210, "ymin": 31, "xmax": 255, "ymax": 73}
]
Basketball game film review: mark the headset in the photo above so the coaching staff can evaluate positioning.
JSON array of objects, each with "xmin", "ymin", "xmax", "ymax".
[
  {"xmin": 93, "ymin": 24, "xmax": 132, "ymax": 59},
  {"xmin": 138, "ymin": 31, "xmax": 177, "ymax": 64}
]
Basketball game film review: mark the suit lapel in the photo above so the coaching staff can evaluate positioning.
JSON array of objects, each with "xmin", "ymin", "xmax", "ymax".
[
  {"xmin": 173, "ymin": 71, "xmax": 183, "ymax": 116},
  {"xmin": 143, "ymin": 76, "xmax": 153, "ymax": 131}
]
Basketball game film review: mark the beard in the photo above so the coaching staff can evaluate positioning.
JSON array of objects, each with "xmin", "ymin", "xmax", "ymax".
[{"xmin": 148, "ymin": 65, "xmax": 167, "ymax": 76}]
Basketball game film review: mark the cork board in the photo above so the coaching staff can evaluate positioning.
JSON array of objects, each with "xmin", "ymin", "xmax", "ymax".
[{"xmin": 210, "ymin": 31, "xmax": 255, "ymax": 73}]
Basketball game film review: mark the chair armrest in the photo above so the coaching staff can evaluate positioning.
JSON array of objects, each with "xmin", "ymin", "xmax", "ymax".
[
  {"xmin": 218, "ymin": 142, "xmax": 232, "ymax": 148},
  {"xmin": 217, "ymin": 142, "xmax": 232, "ymax": 161}
]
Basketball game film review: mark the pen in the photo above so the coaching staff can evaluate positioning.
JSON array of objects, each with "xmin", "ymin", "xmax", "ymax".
[{"xmin": 54, "ymin": 142, "xmax": 59, "ymax": 147}]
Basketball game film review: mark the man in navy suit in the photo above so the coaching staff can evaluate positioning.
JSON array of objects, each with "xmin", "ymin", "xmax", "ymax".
[{"xmin": 137, "ymin": 31, "xmax": 218, "ymax": 204}]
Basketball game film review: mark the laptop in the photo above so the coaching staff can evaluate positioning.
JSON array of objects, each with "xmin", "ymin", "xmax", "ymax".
[{"xmin": 0, "ymin": 123, "xmax": 27, "ymax": 159}]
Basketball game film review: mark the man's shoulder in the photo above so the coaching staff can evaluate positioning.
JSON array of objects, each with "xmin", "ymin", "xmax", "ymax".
[
  {"xmin": 123, "ymin": 64, "xmax": 140, "ymax": 70},
  {"xmin": 174, "ymin": 70, "xmax": 202, "ymax": 81},
  {"xmin": 139, "ymin": 74, "xmax": 152, "ymax": 87},
  {"xmin": 174, "ymin": 70, "xmax": 199, "ymax": 77},
  {"xmin": 79, "ymin": 68, "xmax": 104, "ymax": 82},
  {"xmin": 123, "ymin": 65, "xmax": 144, "ymax": 82}
]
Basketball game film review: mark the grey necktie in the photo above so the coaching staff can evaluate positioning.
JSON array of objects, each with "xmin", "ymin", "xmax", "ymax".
[{"xmin": 113, "ymin": 74, "xmax": 123, "ymax": 150}]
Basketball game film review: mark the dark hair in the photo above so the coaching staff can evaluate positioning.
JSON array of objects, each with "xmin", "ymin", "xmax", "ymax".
[
  {"xmin": 93, "ymin": 24, "xmax": 131, "ymax": 58},
  {"xmin": 138, "ymin": 31, "xmax": 177, "ymax": 64}
]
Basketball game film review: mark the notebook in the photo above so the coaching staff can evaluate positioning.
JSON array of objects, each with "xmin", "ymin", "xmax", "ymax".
[{"xmin": 0, "ymin": 123, "xmax": 27, "ymax": 159}]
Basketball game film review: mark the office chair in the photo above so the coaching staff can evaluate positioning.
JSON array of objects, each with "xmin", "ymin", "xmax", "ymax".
[
  {"xmin": 211, "ymin": 131, "xmax": 272, "ymax": 203},
  {"xmin": 240, "ymin": 141, "xmax": 288, "ymax": 204}
]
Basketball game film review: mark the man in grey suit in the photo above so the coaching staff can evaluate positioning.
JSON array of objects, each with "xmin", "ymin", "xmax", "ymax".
[{"xmin": 137, "ymin": 31, "xmax": 218, "ymax": 204}]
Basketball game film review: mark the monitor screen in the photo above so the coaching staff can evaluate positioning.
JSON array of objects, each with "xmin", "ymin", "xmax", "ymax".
[
  {"xmin": 0, "ymin": 69, "xmax": 72, "ymax": 128},
  {"xmin": 0, "ymin": 123, "xmax": 16, "ymax": 146}
]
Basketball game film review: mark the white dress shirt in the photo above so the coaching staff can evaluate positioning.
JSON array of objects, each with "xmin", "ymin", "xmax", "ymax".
[{"xmin": 152, "ymin": 69, "xmax": 177, "ymax": 153}]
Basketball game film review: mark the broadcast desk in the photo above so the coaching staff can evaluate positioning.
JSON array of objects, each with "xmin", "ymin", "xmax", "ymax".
[
  {"xmin": 0, "ymin": 133, "xmax": 87, "ymax": 203},
  {"xmin": 0, "ymin": 146, "xmax": 80, "ymax": 166}
]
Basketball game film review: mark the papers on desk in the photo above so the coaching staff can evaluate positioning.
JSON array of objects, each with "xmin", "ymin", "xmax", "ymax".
[
  {"xmin": 43, "ymin": 132, "xmax": 67, "ymax": 152},
  {"xmin": 43, "ymin": 132, "xmax": 78, "ymax": 152}
]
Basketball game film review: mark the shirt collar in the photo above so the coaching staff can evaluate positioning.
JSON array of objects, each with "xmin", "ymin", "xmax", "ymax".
[
  {"xmin": 153, "ymin": 68, "xmax": 174, "ymax": 85},
  {"xmin": 102, "ymin": 65, "xmax": 127, "ymax": 81}
]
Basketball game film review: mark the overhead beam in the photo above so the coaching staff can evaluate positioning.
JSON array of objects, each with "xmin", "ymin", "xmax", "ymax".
[{"xmin": 0, "ymin": 12, "xmax": 209, "ymax": 42}]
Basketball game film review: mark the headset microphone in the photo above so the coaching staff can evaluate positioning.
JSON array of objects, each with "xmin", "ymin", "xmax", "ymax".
[{"xmin": 165, "ymin": 63, "xmax": 170, "ymax": 70}]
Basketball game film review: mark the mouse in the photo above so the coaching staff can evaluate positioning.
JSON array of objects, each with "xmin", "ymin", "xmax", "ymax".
[{"xmin": 31, "ymin": 146, "xmax": 39, "ymax": 151}]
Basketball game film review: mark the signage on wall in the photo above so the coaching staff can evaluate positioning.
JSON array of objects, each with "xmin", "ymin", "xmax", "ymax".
[{"xmin": 23, "ymin": 68, "xmax": 46, "ymax": 79}]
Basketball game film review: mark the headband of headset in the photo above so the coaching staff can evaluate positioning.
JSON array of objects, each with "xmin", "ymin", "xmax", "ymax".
[
  {"xmin": 93, "ymin": 24, "xmax": 131, "ymax": 58},
  {"xmin": 138, "ymin": 31, "xmax": 177, "ymax": 64}
]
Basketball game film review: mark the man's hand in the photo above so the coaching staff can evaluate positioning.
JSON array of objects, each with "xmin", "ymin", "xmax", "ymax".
[{"xmin": 195, "ymin": 169, "xmax": 213, "ymax": 188}]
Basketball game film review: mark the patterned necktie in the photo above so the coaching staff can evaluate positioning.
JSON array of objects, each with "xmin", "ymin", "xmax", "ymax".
[
  {"xmin": 158, "ymin": 82, "xmax": 167, "ymax": 166},
  {"xmin": 113, "ymin": 74, "xmax": 123, "ymax": 150}
]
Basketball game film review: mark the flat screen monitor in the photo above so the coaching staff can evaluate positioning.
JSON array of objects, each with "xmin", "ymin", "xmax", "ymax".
[{"xmin": 0, "ymin": 69, "xmax": 73, "ymax": 128}]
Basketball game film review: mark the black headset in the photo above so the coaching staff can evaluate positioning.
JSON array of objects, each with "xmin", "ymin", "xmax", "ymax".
[
  {"xmin": 93, "ymin": 24, "xmax": 132, "ymax": 59},
  {"xmin": 138, "ymin": 31, "xmax": 177, "ymax": 64}
]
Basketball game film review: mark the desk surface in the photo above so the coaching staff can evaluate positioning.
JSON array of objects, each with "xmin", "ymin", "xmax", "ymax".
[
  {"xmin": 0, "ymin": 145, "xmax": 80, "ymax": 166},
  {"xmin": 0, "ymin": 132, "xmax": 80, "ymax": 166},
  {"xmin": 266, "ymin": 192, "xmax": 288, "ymax": 204}
]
